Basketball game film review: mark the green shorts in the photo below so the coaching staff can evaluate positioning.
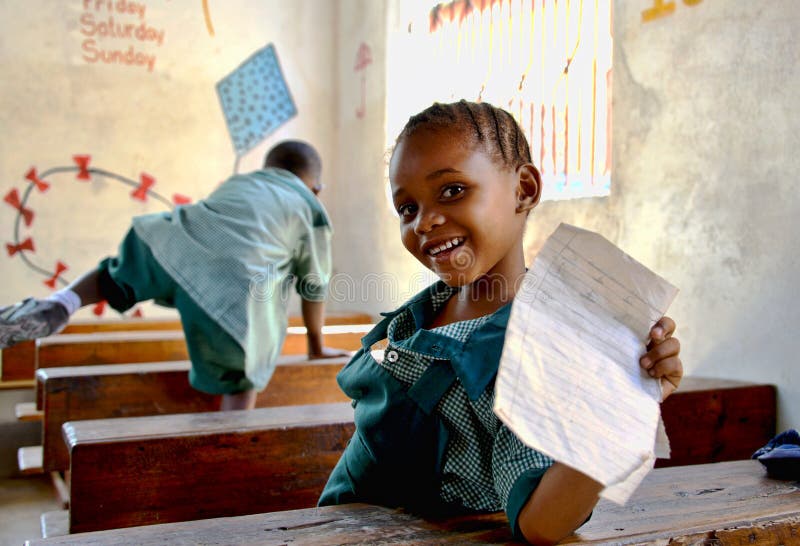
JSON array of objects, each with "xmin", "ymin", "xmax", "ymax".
[{"xmin": 97, "ymin": 228, "xmax": 254, "ymax": 395}]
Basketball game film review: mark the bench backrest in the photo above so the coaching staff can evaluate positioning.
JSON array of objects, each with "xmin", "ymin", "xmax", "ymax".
[
  {"xmin": 1, "ymin": 318, "xmax": 183, "ymax": 382},
  {"xmin": 37, "ymin": 355, "xmax": 350, "ymax": 471},
  {"xmin": 2, "ymin": 312, "xmax": 372, "ymax": 381},
  {"xmin": 64, "ymin": 402, "xmax": 355, "ymax": 533},
  {"xmin": 35, "ymin": 325, "xmax": 371, "ymax": 368},
  {"xmin": 658, "ymin": 377, "xmax": 776, "ymax": 466}
]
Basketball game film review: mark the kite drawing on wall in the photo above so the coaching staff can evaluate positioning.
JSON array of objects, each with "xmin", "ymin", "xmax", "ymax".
[
  {"xmin": 3, "ymin": 155, "xmax": 191, "ymax": 317},
  {"xmin": 216, "ymin": 44, "xmax": 297, "ymax": 170}
]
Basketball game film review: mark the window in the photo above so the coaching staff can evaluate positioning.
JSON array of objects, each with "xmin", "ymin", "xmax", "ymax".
[{"xmin": 387, "ymin": 0, "xmax": 613, "ymax": 200}]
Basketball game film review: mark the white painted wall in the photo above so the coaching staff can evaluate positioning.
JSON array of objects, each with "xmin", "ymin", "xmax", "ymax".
[
  {"xmin": 351, "ymin": 0, "xmax": 800, "ymax": 430},
  {"xmin": 2, "ymin": 1, "xmax": 798, "ymax": 433},
  {"xmin": 328, "ymin": 0, "xmax": 437, "ymax": 317},
  {"xmin": 0, "ymin": 0, "xmax": 336, "ymax": 319},
  {"xmin": 526, "ymin": 0, "xmax": 800, "ymax": 431}
]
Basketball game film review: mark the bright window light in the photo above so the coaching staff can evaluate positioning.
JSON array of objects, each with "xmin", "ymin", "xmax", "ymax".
[{"xmin": 387, "ymin": 0, "xmax": 613, "ymax": 201}]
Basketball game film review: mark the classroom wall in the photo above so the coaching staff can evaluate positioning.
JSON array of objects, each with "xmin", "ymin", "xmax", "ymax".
[
  {"xmin": 2, "ymin": 1, "xmax": 798, "ymax": 440},
  {"xmin": 524, "ymin": 0, "xmax": 800, "ymax": 431},
  {"xmin": 0, "ymin": 0, "xmax": 337, "ymax": 477},
  {"xmin": 0, "ymin": 0, "xmax": 337, "ymax": 320},
  {"xmin": 346, "ymin": 1, "xmax": 800, "ymax": 431},
  {"xmin": 328, "ymin": 0, "xmax": 437, "ymax": 316}
]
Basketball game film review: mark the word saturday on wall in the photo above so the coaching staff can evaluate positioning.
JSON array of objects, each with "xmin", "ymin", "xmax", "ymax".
[{"xmin": 78, "ymin": 0, "xmax": 164, "ymax": 73}]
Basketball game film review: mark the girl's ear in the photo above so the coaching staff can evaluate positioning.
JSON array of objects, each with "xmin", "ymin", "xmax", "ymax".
[{"xmin": 515, "ymin": 163, "xmax": 541, "ymax": 213}]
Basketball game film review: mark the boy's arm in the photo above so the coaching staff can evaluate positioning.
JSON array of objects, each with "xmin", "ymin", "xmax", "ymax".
[
  {"xmin": 301, "ymin": 298, "xmax": 350, "ymax": 359},
  {"xmin": 516, "ymin": 463, "xmax": 602, "ymax": 545}
]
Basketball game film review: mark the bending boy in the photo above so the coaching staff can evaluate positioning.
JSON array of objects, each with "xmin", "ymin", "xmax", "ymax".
[{"xmin": 0, "ymin": 140, "xmax": 348, "ymax": 410}]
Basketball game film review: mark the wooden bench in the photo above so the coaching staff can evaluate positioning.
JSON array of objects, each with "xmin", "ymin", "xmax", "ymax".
[
  {"xmin": 31, "ymin": 355, "xmax": 350, "ymax": 473},
  {"xmin": 16, "ymin": 323, "xmax": 365, "ymax": 414},
  {"xmin": 62, "ymin": 402, "xmax": 356, "ymax": 534},
  {"xmin": 658, "ymin": 377, "xmax": 776, "ymax": 467},
  {"xmin": 29, "ymin": 460, "xmax": 800, "ymax": 544},
  {"xmin": 32, "ymin": 325, "xmax": 369, "ymax": 370},
  {"xmin": 51, "ymin": 380, "xmax": 775, "ymax": 532},
  {"xmin": 1, "ymin": 317, "xmax": 183, "ymax": 382},
  {"xmin": 2, "ymin": 312, "xmax": 372, "ymax": 381}
]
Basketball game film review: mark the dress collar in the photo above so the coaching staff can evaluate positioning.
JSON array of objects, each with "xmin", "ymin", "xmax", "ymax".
[{"xmin": 365, "ymin": 281, "xmax": 512, "ymax": 400}]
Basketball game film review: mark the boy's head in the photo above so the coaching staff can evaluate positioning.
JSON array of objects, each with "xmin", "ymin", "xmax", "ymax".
[
  {"xmin": 264, "ymin": 140, "xmax": 323, "ymax": 195},
  {"xmin": 389, "ymin": 100, "xmax": 540, "ymax": 287}
]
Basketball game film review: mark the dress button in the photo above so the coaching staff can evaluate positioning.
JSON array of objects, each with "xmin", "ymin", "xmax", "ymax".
[{"xmin": 385, "ymin": 349, "xmax": 399, "ymax": 363}]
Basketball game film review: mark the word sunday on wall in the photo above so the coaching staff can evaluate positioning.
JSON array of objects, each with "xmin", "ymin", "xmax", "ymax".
[{"xmin": 78, "ymin": 0, "xmax": 165, "ymax": 73}]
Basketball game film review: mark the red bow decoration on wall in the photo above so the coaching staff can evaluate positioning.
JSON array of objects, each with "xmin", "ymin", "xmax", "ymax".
[
  {"xmin": 44, "ymin": 261, "xmax": 68, "ymax": 289},
  {"xmin": 73, "ymin": 155, "xmax": 92, "ymax": 181},
  {"xmin": 24, "ymin": 168, "xmax": 50, "ymax": 192},
  {"xmin": 132, "ymin": 173, "xmax": 155, "ymax": 202},
  {"xmin": 6, "ymin": 237, "xmax": 35, "ymax": 256},
  {"xmin": 4, "ymin": 189, "xmax": 34, "ymax": 227}
]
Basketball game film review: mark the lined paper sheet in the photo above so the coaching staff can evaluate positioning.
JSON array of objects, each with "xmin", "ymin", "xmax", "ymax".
[{"xmin": 494, "ymin": 223, "xmax": 678, "ymax": 504}]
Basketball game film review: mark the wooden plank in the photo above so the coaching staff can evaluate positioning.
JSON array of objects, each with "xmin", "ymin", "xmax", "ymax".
[
  {"xmin": 0, "ymin": 378, "xmax": 35, "ymax": 389},
  {"xmin": 50, "ymin": 471, "xmax": 70, "ymax": 509},
  {"xmin": 563, "ymin": 460, "xmax": 800, "ymax": 544},
  {"xmin": 288, "ymin": 312, "xmax": 373, "ymax": 327},
  {"xmin": 1, "ymin": 340, "xmax": 36, "ymax": 381},
  {"xmin": 36, "ymin": 324, "xmax": 368, "ymax": 369},
  {"xmin": 37, "ymin": 331, "xmax": 190, "ymax": 368},
  {"xmin": 273, "ymin": 324, "xmax": 371, "ymax": 357},
  {"xmin": 38, "ymin": 355, "xmax": 349, "ymax": 472},
  {"xmin": 2, "ymin": 319, "xmax": 182, "ymax": 381},
  {"xmin": 59, "ymin": 318, "xmax": 183, "ymax": 334},
  {"xmin": 39, "ymin": 510, "xmax": 69, "ymax": 540},
  {"xmin": 2, "ymin": 313, "xmax": 371, "ymax": 380},
  {"xmin": 18, "ymin": 445, "xmax": 44, "ymax": 475},
  {"xmin": 25, "ymin": 461, "xmax": 800, "ymax": 545},
  {"xmin": 16, "ymin": 401, "xmax": 42, "ymax": 422},
  {"xmin": 63, "ymin": 402, "xmax": 355, "ymax": 533},
  {"xmin": 658, "ymin": 377, "xmax": 776, "ymax": 467}
]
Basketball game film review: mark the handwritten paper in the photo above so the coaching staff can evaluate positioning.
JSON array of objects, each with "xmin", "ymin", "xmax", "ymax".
[{"xmin": 494, "ymin": 223, "xmax": 678, "ymax": 504}]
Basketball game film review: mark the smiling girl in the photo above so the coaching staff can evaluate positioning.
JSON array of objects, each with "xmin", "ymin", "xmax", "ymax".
[{"xmin": 319, "ymin": 100, "xmax": 682, "ymax": 545}]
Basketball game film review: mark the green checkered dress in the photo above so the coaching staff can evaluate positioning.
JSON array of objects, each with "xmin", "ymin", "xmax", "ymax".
[{"xmin": 380, "ymin": 286, "xmax": 553, "ymax": 512}]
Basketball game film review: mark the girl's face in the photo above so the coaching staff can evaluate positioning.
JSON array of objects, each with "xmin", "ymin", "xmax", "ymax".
[{"xmin": 389, "ymin": 127, "xmax": 539, "ymax": 287}]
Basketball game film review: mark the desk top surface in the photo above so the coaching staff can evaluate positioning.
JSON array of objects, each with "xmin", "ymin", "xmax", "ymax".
[{"xmin": 26, "ymin": 460, "xmax": 800, "ymax": 545}]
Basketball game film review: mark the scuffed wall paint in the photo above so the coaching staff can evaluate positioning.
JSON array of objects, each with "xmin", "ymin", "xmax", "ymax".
[
  {"xmin": 526, "ymin": 0, "xmax": 800, "ymax": 430},
  {"xmin": 0, "ymin": 1, "xmax": 336, "ymax": 319}
]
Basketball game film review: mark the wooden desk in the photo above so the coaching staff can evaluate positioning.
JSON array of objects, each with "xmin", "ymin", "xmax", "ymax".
[
  {"xmin": 35, "ymin": 355, "xmax": 349, "ymax": 472},
  {"xmin": 1, "ymin": 312, "xmax": 372, "ymax": 381},
  {"xmin": 28, "ymin": 461, "xmax": 800, "ymax": 544},
  {"xmin": 63, "ymin": 402, "xmax": 356, "ymax": 533},
  {"xmin": 1, "ymin": 318, "xmax": 182, "ymax": 382},
  {"xmin": 659, "ymin": 377, "xmax": 776, "ymax": 467}
]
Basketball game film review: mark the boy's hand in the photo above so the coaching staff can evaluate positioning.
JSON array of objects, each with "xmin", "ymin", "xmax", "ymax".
[
  {"xmin": 309, "ymin": 346, "xmax": 353, "ymax": 360},
  {"xmin": 639, "ymin": 316, "xmax": 682, "ymax": 400}
]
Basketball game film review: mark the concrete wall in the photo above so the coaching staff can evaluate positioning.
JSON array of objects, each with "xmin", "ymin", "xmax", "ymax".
[
  {"xmin": 0, "ymin": 0, "xmax": 337, "ymax": 477},
  {"xmin": 361, "ymin": 0, "xmax": 800, "ymax": 430},
  {"xmin": 526, "ymin": 0, "xmax": 800, "ymax": 430},
  {"xmin": 1, "ymin": 1, "xmax": 798, "ymax": 476},
  {"xmin": 0, "ymin": 0, "xmax": 337, "ymax": 320},
  {"xmin": 328, "ymin": 0, "xmax": 437, "ymax": 316}
]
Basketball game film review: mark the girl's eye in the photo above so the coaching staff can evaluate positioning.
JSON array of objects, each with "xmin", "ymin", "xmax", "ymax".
[
  {"xmin": 397, "ymin": 203, "xmax": 418, "ymax": 218},
  {"xmin": 440, "ymin": 184, "xmax": 465, "ymax": 200}
]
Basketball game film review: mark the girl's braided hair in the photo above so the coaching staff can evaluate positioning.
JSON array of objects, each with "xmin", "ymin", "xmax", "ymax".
[{"xmin": 395, "ymin": 100, "xmax": 532, "ymax": 171}]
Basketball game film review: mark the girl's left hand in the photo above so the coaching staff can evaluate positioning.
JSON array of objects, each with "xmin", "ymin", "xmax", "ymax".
[{"xmin": 639, "ymin": 316, "xmax": 682, "ymax": 400}]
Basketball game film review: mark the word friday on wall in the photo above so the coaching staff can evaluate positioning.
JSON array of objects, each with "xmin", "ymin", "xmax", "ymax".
[{"xmin": 79, "ymin": 0, "xmax": 164, "ymax": 72}]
